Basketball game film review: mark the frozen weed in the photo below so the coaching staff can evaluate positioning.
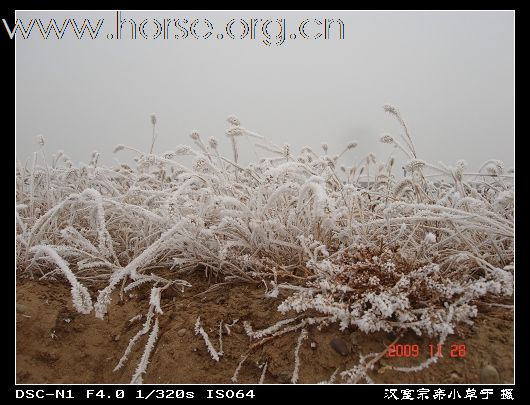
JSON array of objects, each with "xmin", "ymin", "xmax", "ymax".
[{"xmin": 16, "ymin": 106, "xmax": 514, "ymax": 383}]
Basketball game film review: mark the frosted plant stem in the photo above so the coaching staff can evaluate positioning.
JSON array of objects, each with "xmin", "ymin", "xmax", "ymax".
[
  {"xmin": 291, "ymin": 329, "xmax": 308, "ymax": 383},
  {"xmin": 131, "ymin": 317, "xmax": 160, "ymax": 384}
]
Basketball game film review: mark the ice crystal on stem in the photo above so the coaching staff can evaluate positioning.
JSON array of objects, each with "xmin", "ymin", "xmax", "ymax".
[{"xmin": 195, "ymin": 317, "xmax": 222, "ymax": 362}]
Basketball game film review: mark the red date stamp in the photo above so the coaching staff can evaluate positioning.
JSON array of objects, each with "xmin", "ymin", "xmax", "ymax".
[{"xmin": 386, "ymin": 343, "xmax": 466, "ymax": 358}]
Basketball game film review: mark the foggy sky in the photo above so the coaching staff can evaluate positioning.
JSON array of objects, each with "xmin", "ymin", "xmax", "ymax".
[{"xmin": 15, "ymin": 10, "xmax": 514, "ymax": 171}]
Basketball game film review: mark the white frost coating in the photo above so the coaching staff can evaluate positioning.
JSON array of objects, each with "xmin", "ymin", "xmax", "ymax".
[
  {"xmin": 17, "ymin": 107, "xmax": 513, "ymax": 383},
  {"xmin": 129, "ymin": 314, "xmax": 142, "ymax": 323},
  {"xmin": 94, "ymin": 219, "xmax": 187, "ymax": 319},
  {"xmin": 149, "ymin": 287, "xmax": 163, "ymax": 315},
  {"xmin": 291, "ymin": 329, "xmax": 308, "ymax": 383},
  {"xmin": 81, "ymin": 188, "xmax": 115, "ymax": 258},
  {"xmin": 114, "ymin": 306, "xmax": 155, "ymax": 371},
  {"xmin": 131, "ymin": 317, "xmax": 159, "ymax": 384},
  {"xmin": 30, "ymin": 245, "xmax": 92, "ymax": 314},
  {"xmin": 259, "ymin": 362, "xmax": 268, "ymax": 384},
  {"xmin": 231, "ymin": 354, "xmax": 249, "ymax": 383},
  {"xmin": 243, "ymin": 317, "xmax": 299, "ymax": 340},
  {"xmin": 194, "ymin": 317, "xmax": 221, "ymax": 362},
  {"xmin": 424, "ymin": 232, "xmax": 436, "ymax": 244}
]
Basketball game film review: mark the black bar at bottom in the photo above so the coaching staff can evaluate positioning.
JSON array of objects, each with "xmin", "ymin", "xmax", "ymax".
[{"xmin": 13, "ymin": 384, "xmax": 517, "ymax": 401}]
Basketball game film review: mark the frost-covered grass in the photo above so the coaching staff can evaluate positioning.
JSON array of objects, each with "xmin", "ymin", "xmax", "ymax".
[{"xmin": 15, "ymin": 105, "xmax": 514, "ymax": 383}]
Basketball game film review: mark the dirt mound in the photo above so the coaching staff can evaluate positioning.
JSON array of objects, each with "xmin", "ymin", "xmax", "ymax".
[{"xmin": 16, "ymin": 277, "xmax": 513, "ymax": 384}]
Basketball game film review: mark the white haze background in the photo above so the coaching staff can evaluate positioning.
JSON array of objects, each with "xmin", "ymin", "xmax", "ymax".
[{"xmin": 15, "ymin": 10, "xmax": 514, "ymax": 170}]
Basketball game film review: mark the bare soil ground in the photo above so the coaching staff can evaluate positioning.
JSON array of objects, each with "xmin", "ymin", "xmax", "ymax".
[{"xmin": 16, "ymin": 275, "xmax": 514, "ymax": 384}]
